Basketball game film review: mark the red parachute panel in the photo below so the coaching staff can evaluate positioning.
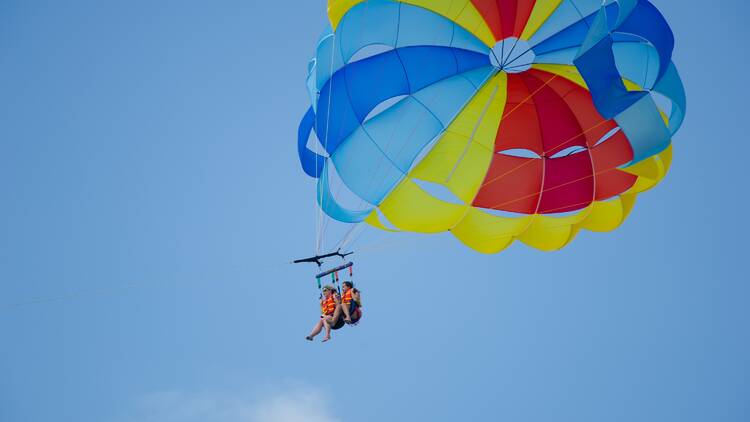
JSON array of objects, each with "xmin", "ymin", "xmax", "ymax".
[
  {"xmin": 471, "ymin": 0, "xmax": 537, "ymax": 40},
  {"xmin": 473, "ymin": 69, "xmax": 638, "ymax": 214}
]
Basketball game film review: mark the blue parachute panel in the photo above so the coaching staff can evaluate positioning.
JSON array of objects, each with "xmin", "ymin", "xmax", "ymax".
[
  {"xmin": 574, "ymin": 36, "xmax": 647, "ymax": 119},
  {"xmin": 298, "ymin": 107, "xmax": 326, "ymax": 178},
  {"xmin": 616, "ymin": 0, "xmax": 674, "ymax": 81},
  {"xmin": 397, "ymin": 46, "xmax": 459, "ymax": 92},
  {"xmin": 315, "ymin": 46, "xmax": 489, "ymax": 157},
  {"xmin": 344, "ymin": 50, "xmax": 410, "ymax": 121}
]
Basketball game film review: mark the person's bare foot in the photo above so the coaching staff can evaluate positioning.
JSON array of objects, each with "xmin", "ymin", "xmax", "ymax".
[
  {"xmin": 322, "ymin": 336, "xmax": 331, "ymax": 342},
  {"xmin": 305, "ymin": 336, "xmax": 314, "ymax": 341},
  {"xmin": 344, "ymin": 318, "xmax": 352, "ymax": 324}
]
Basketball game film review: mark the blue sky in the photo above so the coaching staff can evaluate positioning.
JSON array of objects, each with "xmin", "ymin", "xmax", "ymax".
[{"xmin": 1, "ymin": 1, "xmax": 748, "ymax": 421}]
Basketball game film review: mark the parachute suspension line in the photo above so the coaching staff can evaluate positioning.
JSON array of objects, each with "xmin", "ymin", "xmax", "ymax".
[
  {"xmin": 445, "ymin": 81, "xmax": 500, "ymax": 183},
  {"xmin": 335, "ymin": 222, "xmax": 362, "ymax": 252},
  {"xmin": 502, "ymin": 37, "xmax": 522, "ymax": 69},
  {"xmin": 490, "ymin": 46, "xmax": 502, "ymax": 69},
  {"xmin": 503, "ymin": 62, "xmax": 536, "ymax": 72},
  {"xmin": 519, "ymin": 135, "xmax": 547, "ymax": 237},
  {"xmin": 317, "ymin": 31, "xmax": 338, "ymax": 255},
  {"xmin": 319, "ymin": 174, "xmax": 351, "ymax": 250},
  {"xmin": 500, "ymin": 45, "xmax": 534, "ymax": 70},
  {"xmin": 347, "ymin": 224, "xmax": 372, "ymax": 252}
]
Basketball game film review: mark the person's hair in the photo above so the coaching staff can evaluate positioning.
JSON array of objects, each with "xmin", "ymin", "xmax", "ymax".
[
  {"xmin": 343, "ymin": 281, "xmax": 354, "ymax": 289},
  {"xmin": 322, "ymin": 284, "xmax": 335, "ymax": 292}
]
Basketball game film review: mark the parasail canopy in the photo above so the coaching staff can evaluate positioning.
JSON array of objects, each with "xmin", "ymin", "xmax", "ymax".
[{"xmin": 298, "ymin": 0, "xmax": 686, "ymax": 253}]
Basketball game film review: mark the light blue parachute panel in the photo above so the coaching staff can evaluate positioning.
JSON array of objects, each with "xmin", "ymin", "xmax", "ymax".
[
  {"xmin": 313, "ymin": 28, "xmax": 346, "ymax": 98},
  {"xmin": 311, "ymin": 1, "xmax": 490, "ymax": 94},
  {"xmin": 653, "ymin": 62, "xmax": 686, "ymax": 134},
  {"xmin": 577, "ymin": 4, "xmax": 612, "ymax": 58},
  {"xmin": 534, "ymin": 47, "xmax": 578, "ymax": 65},
  {"xmin": 532, "ymin": 3, "xmax": 619, "ymax": 56},
  {"xmin": 460, "ymin": 66, "xmax": 498, "ymax": 88},
  {"xmin": 612, "ymin": 42, "xmax": 661, "ymax": 89},
  {"xmin": 529, "ymin": 0, "xmax": 616, "ymax": 47},
  {"xmin": 336, "ymin": 1, "xmax": 400, "ymax": 61},
  {"xmin": 330, "ymin": 126, "xmax": 406, "ymax": 205},
  {"xmin": 317, "ymin": 160, "xmax": 373, "ymax": 223},
  {"xmin": 411, "ymin": 75, "xmax": 481, "ymax": 127},
  {"xmin": 395, "ymin": 2, "xmax": 454, "ymax": 48},
  {"xmin": 395, "ymin": 3, "xmax": 488, "ymax": 53},
  {"xmin": 306, "ymin": 54, "xmax": 320, "ymax": 114},
  {"xmin": 614, "ymin": 94, "xmax": 671, "ymax": 163},
  {"xmin": 362, "ymin": 97, "xmax": 443, "ymax": 174}
]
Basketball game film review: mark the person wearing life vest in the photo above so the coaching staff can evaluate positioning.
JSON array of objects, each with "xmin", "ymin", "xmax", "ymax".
[
  {"xmin": 338, "ymin": 281, "xmax": 361, "ymax": 324},
  {"xmin": 305, "ymin": 285, "xmax": 340, "ymax": 342}
]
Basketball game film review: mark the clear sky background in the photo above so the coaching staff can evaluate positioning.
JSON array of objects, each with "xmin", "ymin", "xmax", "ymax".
[{"xmin": 1, "ymin": 1, "xmax": 748, "ymax": 421}]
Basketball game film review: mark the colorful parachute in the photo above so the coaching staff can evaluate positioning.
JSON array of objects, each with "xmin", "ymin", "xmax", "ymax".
[{"xmin": 297, "ymin": 0, "xmax": 685, "ymax": 253}]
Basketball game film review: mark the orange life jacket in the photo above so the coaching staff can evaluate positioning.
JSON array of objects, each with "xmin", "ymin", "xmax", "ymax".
[
  {"xmin": 341, "ymin": 289, "xmax": 353, "ymax": 306},
  {"xmin": 320, "ymin": 293, "xmax": 336, "ymax": 316}
]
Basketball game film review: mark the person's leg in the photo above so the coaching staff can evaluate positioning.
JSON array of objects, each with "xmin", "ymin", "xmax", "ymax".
[
  {"xmin": 322, "ymin": 316, "xmax": 333, "ymax": 342},
  {"xmin": 330, "ymin": 303, "xmax": 343, "ymax": 324},
  {"xmin": 351, "ymin": 308, "xmax": 361, "ymax": 322},
  {"xmin": 306, "ymin": 318, "xmax": 324, "ymax": 341},
  {"xmin": 342, "ymin": 302, "xmax": 352, "ymax": 323}
]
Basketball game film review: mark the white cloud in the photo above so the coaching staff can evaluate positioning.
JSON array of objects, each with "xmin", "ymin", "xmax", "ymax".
[
  {"xmin": 251, "ymin": 390, "xmax": 341, "ymax": 422},
  {"xmin": 120, "ymin": 387, "xmax": 341, "ymax": 422}
]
